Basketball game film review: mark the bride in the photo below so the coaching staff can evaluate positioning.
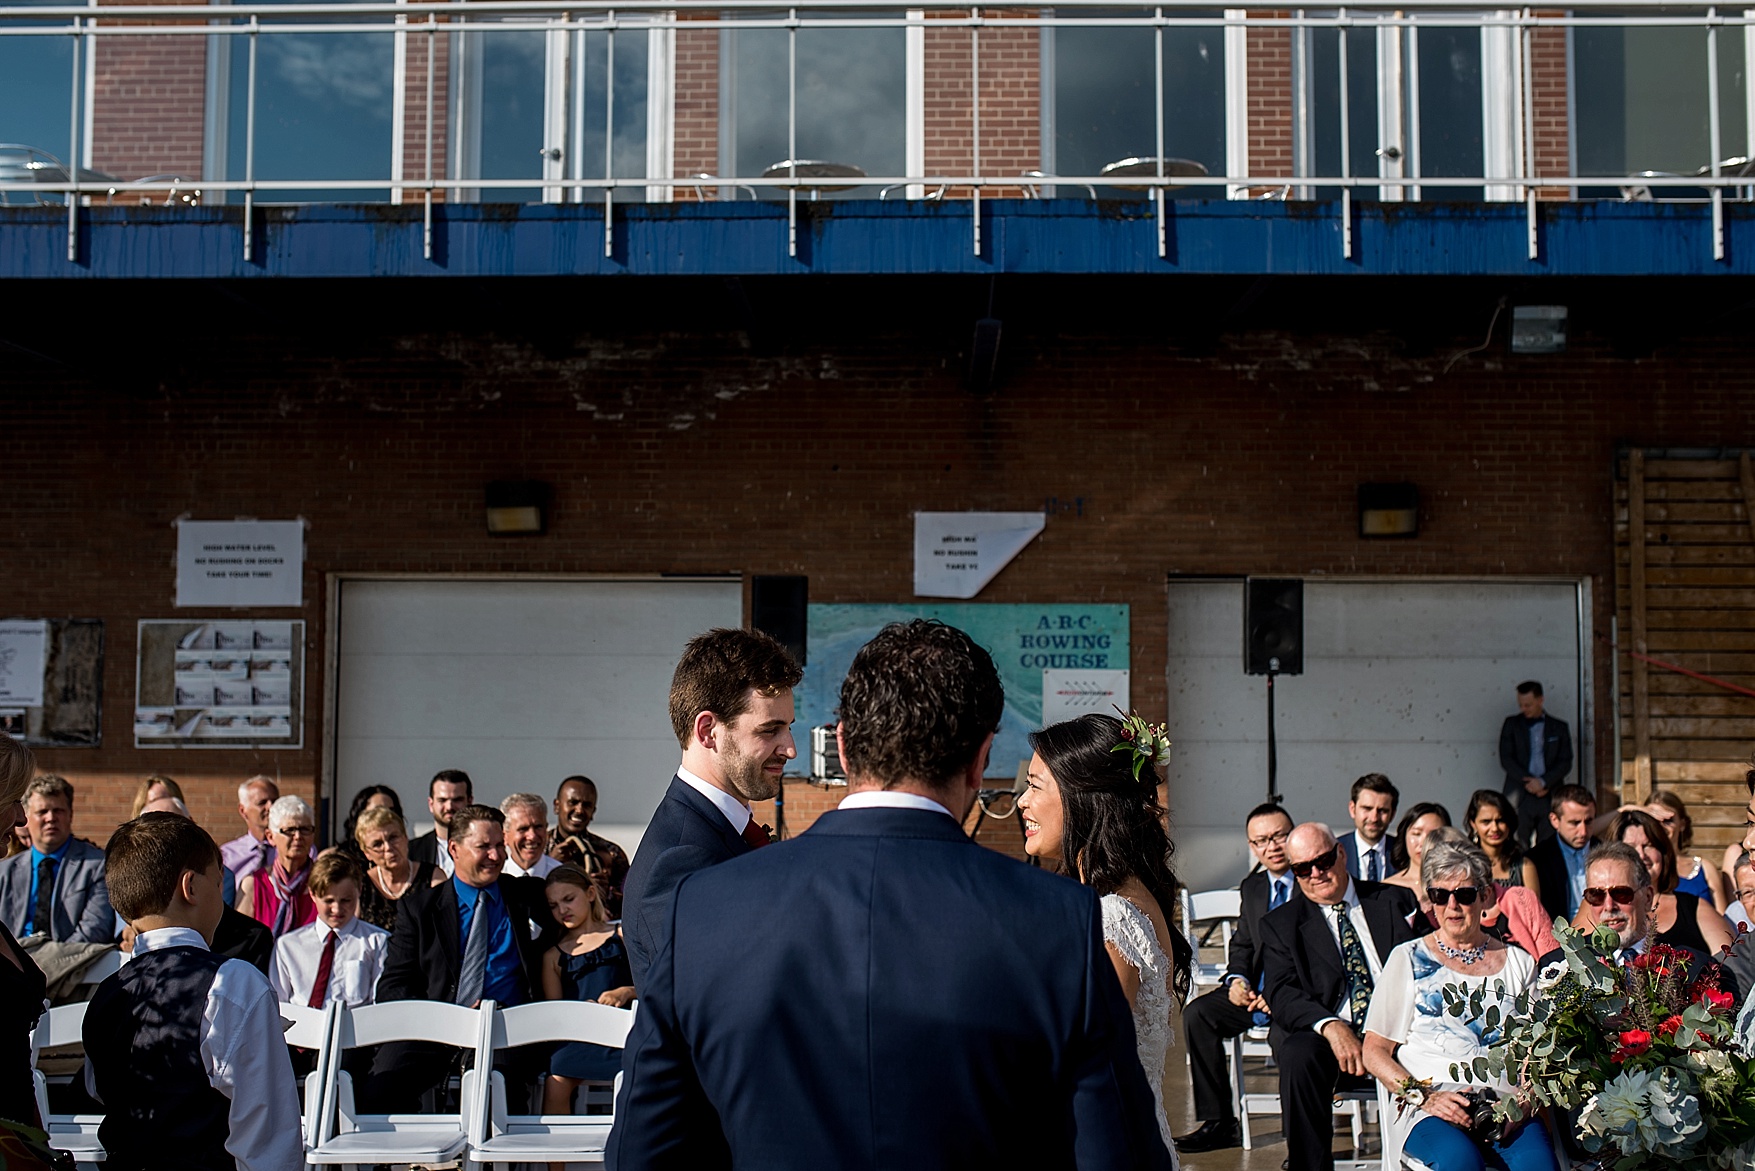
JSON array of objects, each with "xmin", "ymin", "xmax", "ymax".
[{"xmin": 1019, "ymin": 712, "xmax": 1193, "ymax": 1158}]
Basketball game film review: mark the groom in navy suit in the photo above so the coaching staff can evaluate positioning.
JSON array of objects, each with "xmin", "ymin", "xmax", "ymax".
[
  {"xmin": 608, "ymin": 620, "xmax": 1172, "ymax": 1171},
  {"xmin": 620, "ymin": 626, "xmax": 804, "ymax": 986}
]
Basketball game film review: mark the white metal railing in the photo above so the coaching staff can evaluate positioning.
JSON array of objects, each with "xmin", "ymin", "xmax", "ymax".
[{"xmin": 3, "ymin": 0, "xmax": 1754, "ymax": 265}]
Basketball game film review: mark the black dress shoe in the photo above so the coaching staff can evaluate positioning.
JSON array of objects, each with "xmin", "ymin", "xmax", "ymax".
[{"xmin": 1172, "ymin": 1119, "xmax": 1240, "ymax": 1152}]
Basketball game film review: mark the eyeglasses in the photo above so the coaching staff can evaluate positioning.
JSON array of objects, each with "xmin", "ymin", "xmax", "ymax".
[
  {"xmin": 1248, "ymin": 828, "xmax": 1291, "ymax": 850},
  {"xmin": 1289, "ymin": 846, "xmax": 1340, "ymax": 878},
  {"xmin": 1582, "ymin": 885, "xmax": 1640, "ymax": 907},
  {"xmin": 1427, "ymin": 885, "xmax": 1482, "ymax": 907},
  {"xmin": 277, "ymin": 825, "xmax": 316, "ymax": 838}
]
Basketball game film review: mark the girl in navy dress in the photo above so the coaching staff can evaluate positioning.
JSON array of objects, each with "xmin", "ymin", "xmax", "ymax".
[{"xmin": 540, "ymin": 865, "xmax": 635, "ymax": 1116}]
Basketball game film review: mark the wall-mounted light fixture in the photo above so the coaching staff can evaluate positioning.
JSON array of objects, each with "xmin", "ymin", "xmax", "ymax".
[
  {"xmin": 1358, "ymin": 482, "xmax": 1419, "ymax": 538},
  {"xmin": 485, "ymin": 480, "xmax": 550, "ymax": 536},
  {"xmin": 1511, "ymin": 306, "xmax": 1567, "ymax": 354}
]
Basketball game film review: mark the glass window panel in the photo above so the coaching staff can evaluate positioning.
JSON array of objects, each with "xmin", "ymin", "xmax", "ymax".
[
  {"xmin": 225, "ymin": 0, "xmax": 394, "ymax": 202},
  {"xmin": 474, "ymin": 28, "xmax": 546, "ymax": 203},
  {"xmin": 1051, "ymin": 10, "xmax": 1226, "ymax": 197},
  {"xmin": 727, "ymin": 14, "xmax": 905, "ymax": 199},
  {"xmin": 577, "ymin": 27, "xmax": 651, "ymax": 200},
  {"xmin": 0, "ymin": 2, "xmax": 82, "ymax": 205},
  {"xmin": 1305, "ymin": 24, "xmax": 1379, "ymax": 199},
  {"xmin": 1576, "ymin": 17, "xmax": 1748, "ymax": 194},
  {"xmin": 1413, "ymin": 22, "xmax": 1483, "ymax": 201}
]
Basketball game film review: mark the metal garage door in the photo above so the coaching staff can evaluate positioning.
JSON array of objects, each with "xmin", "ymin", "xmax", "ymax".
[
  {"xmin": 1166, "ymin": 579, "xmax": 1588, "ymax": 892},
  {"xmin": 329, "ymin": 577, "xmax": 743, "ymax": 852}
]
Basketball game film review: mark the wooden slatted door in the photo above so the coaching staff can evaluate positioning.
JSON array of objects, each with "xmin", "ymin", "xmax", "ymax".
[{"xmin": 1615, "ymin": 450, "xmax": 1755, "ymax": 853}]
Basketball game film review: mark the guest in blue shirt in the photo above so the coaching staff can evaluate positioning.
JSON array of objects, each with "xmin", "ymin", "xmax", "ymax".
[
  {"xmin": 362, "ymin": 803, "xmax": 559, "ymax": 1113},
  {"xmin": 0, "ymin": 776, "xmax": 113, "ymax": 943},
  {"xmin": 1527, "ymin": 784, "xmax": 1597, "ymax": 922}
]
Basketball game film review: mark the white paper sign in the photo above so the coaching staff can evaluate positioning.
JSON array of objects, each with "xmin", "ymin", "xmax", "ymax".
[
  {"xmin": 913, "ymin": 512, "xmax": 1046, "ymax": 599},
  {"xmin": 1041, "ymin": 669, "xmax": 1130, "ymax": 726},
  {"xmin": 0, "ymin": 621, "xmax": 47, "ymax": 708},
  {"xmin": 176, "ymin": 520, "xmax": 305, "ymax": 608}
]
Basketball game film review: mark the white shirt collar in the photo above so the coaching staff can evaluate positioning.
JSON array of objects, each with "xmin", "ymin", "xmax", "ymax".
[
  {"xmin": 133, "ymin": 926, "xmax": 211, "ymax": 955},
  {"xmin": 677, "ymin": 765, "xmax": 752, "ymax": 832},
  {"xmin": 1330, "ymin": 879, "xmax": 1363, "ymax": 914},
  {"xmin": 837, "ymin": 790, "xmax": 955, "ymax": 819}
]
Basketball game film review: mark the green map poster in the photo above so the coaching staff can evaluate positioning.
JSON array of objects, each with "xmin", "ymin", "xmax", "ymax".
[{"xmin": 794, "ymin": 603, "xmax": 1131, "ymax": 779}]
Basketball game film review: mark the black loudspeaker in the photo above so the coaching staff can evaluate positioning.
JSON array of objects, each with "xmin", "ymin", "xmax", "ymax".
[
  {"xmin": 751, "ymin": 575, "xmax": 808, "ymax": 666},
  {"xmin": 1244, "ymin": 578, "xmax": 1303, "ymax": 675}
]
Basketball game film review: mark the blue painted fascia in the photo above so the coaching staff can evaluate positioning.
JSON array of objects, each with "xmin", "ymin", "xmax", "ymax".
[{"xmin": 0, "ymin": 197, "xmax": 1747, "ymax": 279}]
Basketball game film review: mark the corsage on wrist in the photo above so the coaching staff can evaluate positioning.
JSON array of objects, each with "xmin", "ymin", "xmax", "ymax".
[{"xmin": 1392, "ymin": 1076, "xmax": 1434, "ymax": 1118}]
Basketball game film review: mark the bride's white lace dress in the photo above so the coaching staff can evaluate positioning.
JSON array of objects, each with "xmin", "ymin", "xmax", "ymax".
[{"xmin": 1102, "ymin": 893, "xmax": 1183, "ymax": 1167}]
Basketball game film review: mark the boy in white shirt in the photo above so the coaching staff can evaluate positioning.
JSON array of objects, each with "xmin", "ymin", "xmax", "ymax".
[{"xmin": 271, "ymin": 852, "xmax": 389, "ymax": 1007}]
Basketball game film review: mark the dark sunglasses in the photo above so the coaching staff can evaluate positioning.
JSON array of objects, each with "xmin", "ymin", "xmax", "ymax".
[
  {"xmin": 1427, "ymin": 885, "xmax": 1482, "ymax": 907},
  {"xmin": 1289, "ymin": 846, "xmax": 1340, "ymax": 878},
  {"xmin": 1582, "ymin": 885, "xmax": 1640, "ymax": 907}
]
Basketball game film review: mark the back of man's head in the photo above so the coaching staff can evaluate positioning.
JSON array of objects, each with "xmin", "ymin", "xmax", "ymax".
[
  {"xmin": 106, "ymin": 812, "xmax": 221, "ymax": 922},
  {"xmin": 667, "ymin": 628, "xmax": 803, "ymax": 748},
  {"xmin": 837, "ymin": 620, "xmax": 1003, "ymax": 789}
]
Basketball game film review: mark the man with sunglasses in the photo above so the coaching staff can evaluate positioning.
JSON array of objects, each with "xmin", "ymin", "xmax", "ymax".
[
  {"xmin": 1260, "ymin": 824, "xmax": 1420, "ymax": 1171},
  {"xmin": 1176, "ymin": 802, "xmax": 1298, "ymax": 1154}
]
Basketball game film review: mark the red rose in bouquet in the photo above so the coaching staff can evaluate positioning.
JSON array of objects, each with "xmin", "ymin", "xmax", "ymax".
[{"xmin": 1611, "ymin": 1029, "xmax": 1652, "ymax": 1062}]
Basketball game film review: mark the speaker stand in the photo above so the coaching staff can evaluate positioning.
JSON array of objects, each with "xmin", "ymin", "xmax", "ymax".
[{"xmin": 1266, "ymin": 670, "xmax": 1280, "ymax": 804}]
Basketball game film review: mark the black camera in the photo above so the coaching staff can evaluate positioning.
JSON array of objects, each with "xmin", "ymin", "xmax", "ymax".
[{"xmin": 1462, "ymin": 1089, "xmax": 1502, "ymax": 1143}]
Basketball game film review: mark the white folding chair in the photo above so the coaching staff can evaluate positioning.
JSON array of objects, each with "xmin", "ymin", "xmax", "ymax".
[
  {"xmin": 1178, "ymin": 888, "xmax": 1241, "ymax": 993},
  {"xmin": 468, "ymin": 1000, "xmax": 637, "ymax": 1167},
  {"xmin": 29, "ymin": 1001, "xmax": 104, "ymax": 1163},
  {"xmin": 304, "ymin": 999, "xmax": 487, "ymax": 1168},
  {"xmin": 279, "ymin": 1000, "xmax": 341, "ymax": 1151}
]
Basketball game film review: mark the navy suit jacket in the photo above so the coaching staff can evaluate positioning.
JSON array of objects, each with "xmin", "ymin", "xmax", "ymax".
[
  {"xmin": 1337, "ymin": 831, "xmax": 1399, "ymax": 882},
  {"xmin": 620, "ymin": 775, "xmax": 752, "ymax": 987},
  {"xmin": 0, "ymin": 837, "xmax": 114, "ymax": 943},
  {"xmin": 607, "ymin": 807, "xmax": 1173, "ymax": 1171}
]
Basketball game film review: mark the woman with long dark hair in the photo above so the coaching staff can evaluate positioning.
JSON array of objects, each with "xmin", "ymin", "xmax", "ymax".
[
  {"xmin": 330, "ymin": 785, "xmax": 403, "ymax": 869},
  {"xmin": 1017, "ymin": 712, "xmax": 1193, "ymax": 1158}
]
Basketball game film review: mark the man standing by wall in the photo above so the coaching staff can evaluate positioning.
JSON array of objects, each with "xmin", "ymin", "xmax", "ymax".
[
  {"xmin": 620, "ymin": 628, "xmax": 802, "ymax": 986},
  {"xmin": 549, "ymin": 775, "xmax": 630, "ymax": 915},
  {"xmin": 1337, "ymin": 774, "xmax": 1399, "ymax": 883},
  {"xmin": 408, "ymin": 769, "xmax": 473, "ymax": 878},
  {"xmin": 1499, "ymin": 681, "xmax": 1574, "ymax": 846},
  {"xmin": 219, "ymin": 776, "xmax": 278, "ymax": 882}
]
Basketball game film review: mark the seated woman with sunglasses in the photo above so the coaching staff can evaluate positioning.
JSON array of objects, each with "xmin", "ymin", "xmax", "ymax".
[
  {"xmin": 1362, "ymin": 839, "xmax": 1557, "ymax": 1171},
  {"xmin": 1608, "ymin": 809, "xmax": 1735, "ymax": 959}
]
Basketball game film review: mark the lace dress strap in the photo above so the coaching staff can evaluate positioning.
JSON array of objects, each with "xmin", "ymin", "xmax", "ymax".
[{"xmin": 1100, "ymin": 894, "xmax": 1166, "ymax": 976}]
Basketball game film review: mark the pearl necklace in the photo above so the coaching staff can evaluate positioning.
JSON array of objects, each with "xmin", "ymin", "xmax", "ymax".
[{"xmin": 1433, "ymin": 936, "xmax": 1486, "ymax": 965}]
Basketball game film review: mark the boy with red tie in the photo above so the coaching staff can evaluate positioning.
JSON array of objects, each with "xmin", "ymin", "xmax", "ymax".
[{"xmin": 270, "ymin": 853, "xmax": 388, "ymax": 1008}]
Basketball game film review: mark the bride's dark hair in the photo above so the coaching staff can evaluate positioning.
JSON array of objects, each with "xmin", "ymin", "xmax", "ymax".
[{"xmin": 1028, "ymin": 713, "xmax": 1193, "ymax": 1000}]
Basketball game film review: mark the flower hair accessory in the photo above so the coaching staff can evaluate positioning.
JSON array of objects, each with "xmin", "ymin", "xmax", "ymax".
[{"xmin": 1111, "ymin": 708, "xmax": 1172, "ymax": 781}]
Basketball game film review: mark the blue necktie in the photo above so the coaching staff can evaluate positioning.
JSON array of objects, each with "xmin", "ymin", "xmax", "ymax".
[
  {"xmin": 455, "ymin": 892, "xmax": 490, "ymax": 1006},
  {"xmin": 1366, "ymin": 849, "xmax": 1380, "ymax": 883},
  {"xmin": 1269, "ymin": 878, "xmax": 1288, "ymax": 910}
]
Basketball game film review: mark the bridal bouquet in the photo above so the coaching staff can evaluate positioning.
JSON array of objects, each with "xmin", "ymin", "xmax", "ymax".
[{"xmin": 1441, "ymin": 922, "xmax": 1755, "ymax": 1170}]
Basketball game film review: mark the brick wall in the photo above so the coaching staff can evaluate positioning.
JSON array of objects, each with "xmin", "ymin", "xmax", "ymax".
[
  {"xmin": 1245, "ymin": 14, "xmax": 1293, "ymax": 193},
  {"xmin": 396, "ymin": 21, "xmax": 451, "ymax": 203},
  {"xmin": 6, "ymin": 275, "xmax": 1755, "ymax": 853},
  {"xmin": 89, "ymin": 0, "xmax": 206, "ymax": 187},
  {"xmin": 671, "ymin": 15, "xmax": 720, "ymax": 198},
  {"xmin": 922, "ymin": 14, "xmax": 1040, "ymax": 197},
  {"xmin": 1529, "ymin": 13, "xmax": 1571, "ymax": 199}
]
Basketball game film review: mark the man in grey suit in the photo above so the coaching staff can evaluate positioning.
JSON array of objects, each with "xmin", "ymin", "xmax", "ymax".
[{"xmin": 0, "ymin": 774, "xmax": 113, "ymax": 942}]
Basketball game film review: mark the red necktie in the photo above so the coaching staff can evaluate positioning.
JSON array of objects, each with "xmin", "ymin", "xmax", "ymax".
[
  {"xmin": 741, "ymin": 820, "xmax": 771, "ymax": 849},
  {"xmin": 308, "ymin": 929, "xmax": 337, "ymax": 1007}
]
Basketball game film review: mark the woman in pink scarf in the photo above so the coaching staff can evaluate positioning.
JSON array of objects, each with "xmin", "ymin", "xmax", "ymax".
[{"xmin": 235, "ymin": 794, "xmax": 319, "ymax": 936}]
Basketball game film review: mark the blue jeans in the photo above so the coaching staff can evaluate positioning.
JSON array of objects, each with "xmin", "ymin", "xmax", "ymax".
[{"xmin": 1402, "ymin": 1113, "xmax": 1558, "ymax": 1171}]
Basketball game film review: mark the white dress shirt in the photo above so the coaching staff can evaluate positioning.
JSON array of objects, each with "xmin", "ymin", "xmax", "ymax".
[
  {"xmin": 503, "ymin": 852, "xmax": 561, "ymax": 879},
  {"xmin": 121, "ymin": 926, "xmax": 305, "ymax": 1171},
  {"xmin": 1312, "ymin": 881, "xmax": 1383, "ymax": 1032},
  {"xmin": 434, "ymin": 837, "xmax": 456, "ymax": 878},
  {"xmin": 837, "ymin": 790, "xmax": 955, "ymax": 819},
  {"xmin": 270, "ymin": 915, "xmax": 389, "ymax": 1007},
  {"xmin": 678, "ymin": 765, "xmax": 753, "ymax": 833},
  {"xmin": 1356, "ymin": 836, "xmax": 1392, "ymax": 883}
]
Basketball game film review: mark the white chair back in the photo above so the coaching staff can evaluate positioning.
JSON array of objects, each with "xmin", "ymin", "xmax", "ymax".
[
  {"xmin": 335, "ymin": 998, "xmax": 484, "ymax": 1049},
  {"xmin": 490, "ymin": 1000, "xmax": 636, "ymax": 1050},
  {"xmin": 78, "ymin": 950, "xmax": 122, "ymax": 985},
  {"xmin": 30, "ymin": 1001, "xmax": 103, "ymax": 1164}
]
